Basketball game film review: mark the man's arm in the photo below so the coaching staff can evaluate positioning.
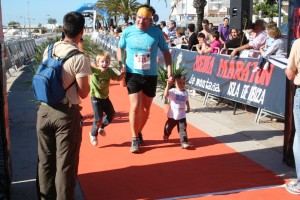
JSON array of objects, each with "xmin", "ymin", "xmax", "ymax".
[
  {"xmin": 285, "ymin": 68, "xmax": 296, "ymax": 81},
  {"xmin": 162, "ymin": 50, "xmax": 173, "ymax": 80},
  {"xmin": 164, "ymin": 81, "xmax": 170, "ymax": 98},
  {"xmin": 285, "ymin": 39, "xmax": 299, "ymax": 81},
  {"xmin": 76, "ymin": 76, "xmax": 90, "ymax": 99},
  {"xmin": 117, "ymin": 47, "xmax": 125, "ymax": 67}
]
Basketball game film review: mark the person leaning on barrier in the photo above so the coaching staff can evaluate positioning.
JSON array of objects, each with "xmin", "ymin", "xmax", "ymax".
[
  {"xmin": 285, "ymin": 38, "xmax": 300, "ymax": 195},
  {"xmin": 117, "ymin": 4, "xmax": 173, "ymax": 153},
  {"xmin": 160, "ymin": 20, "xmax": 169, "ymax": 35},
  {"xmin": 173, "ymin": 28, "xmax": 186, "ymax": 48},
  {"xmin": 195, "ymin": 32, "xmax": 210, "ymax": 53},
  {"xmin": 230, "ymin": 19, "xmax": 267, "ymax": 58},
  {"xmin": 184, "ymin": 23, "xmax": 199, "ymax": 51},
  {"xmin": 252, "ymin": 25, "xmax": 287, "ymax": 72},
  {"xmin": 36, "ymin": 11, "xmax": 91, "ymax": 200},
  {"xmin": 167, "ymin": 20, "xmax": 177, "ymax": 46},
  {"xmin": 198, "ymin": 31, "xmax": 222, "ymax": 55},
  {"xmin": 223, "ymin": 28, "xmax": 248, "ymax": 55},
  {"xmin": 200, "ymin": 19, "xmax": 212, "ymax": 44},
  {"xmin": 156, "ymin": 24, "xmax": 169, "ymax": 41}
]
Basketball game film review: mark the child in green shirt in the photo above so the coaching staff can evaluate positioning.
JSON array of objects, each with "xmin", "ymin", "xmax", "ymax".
[{"xmin": 89, "ymin": 51, "xmax": 125, "ymax": 146}]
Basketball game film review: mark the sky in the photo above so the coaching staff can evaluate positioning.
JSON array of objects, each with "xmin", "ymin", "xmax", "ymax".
[{"xmin": 2, "ymin": 0, "xmax": 171, "ymax": 26}]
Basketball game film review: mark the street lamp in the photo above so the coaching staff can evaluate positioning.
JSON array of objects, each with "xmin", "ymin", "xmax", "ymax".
[{"xmin": 27, "ymin": 1, "xmax": 31, "ymax": 35}]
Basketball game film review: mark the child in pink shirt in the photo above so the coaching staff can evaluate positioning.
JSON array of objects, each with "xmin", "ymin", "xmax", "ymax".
[{"xmin": 198, "ymin": 31, "xmax": 222, "ymax": 54}]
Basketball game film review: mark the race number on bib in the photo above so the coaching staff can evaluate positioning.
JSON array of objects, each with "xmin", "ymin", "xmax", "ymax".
[{"xmin": 134, "ymin": 53, "xmax": 150, "ymax": 70}]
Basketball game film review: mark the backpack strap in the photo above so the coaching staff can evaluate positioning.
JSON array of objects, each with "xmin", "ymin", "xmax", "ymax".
[
  {"xmin": 47, "ymin": 43, "xmax": 55, "ymax": 58},
  {"xmin": 63, "ymin": 49, "xmax": 82, "ymax": 63},
  {"xmin": 62, "ymin": 49, "xmax": 83, "ymax": 91}
]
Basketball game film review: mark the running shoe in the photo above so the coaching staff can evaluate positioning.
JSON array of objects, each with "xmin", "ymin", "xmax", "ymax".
[
  {"xmin": 286, "ymin": 181, "xmax": 300, "ymax": 195},
  {"xmin": 181, "ymin": 142, "xmax": 189, "ymax": 149},
  {"xmin": 130, "ymin": 139, "xmax": 140, "ymax": 153},
  {"xmin": 138, "ymin": 132, "xmax": 144, "ymax": 146},
  {"xmin": 98, "ymin": 128, "xmax": 106, "ymax": 137},
  {"xmin": 89, "ymin": 132, "xmax": 98, "ymax": 146}
]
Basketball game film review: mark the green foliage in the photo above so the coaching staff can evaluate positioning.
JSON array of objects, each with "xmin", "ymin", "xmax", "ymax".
[
  {"xmin": 31, "ymin": 35, "xmax": 103, "ymax": 74},
  {"xmin": 253, "ymin": 0, "xmax": 278, "ymax": 18},
  {"xmin": 157, "ymin": 60, "xmax": 191, "ymax": 99},
  {"xmin": 30, "ymin": 36, "xmax": 61, "ymax": 74},
  {"xmin": 48, "ymin": 18, "xmax": 57, "ymax": 25},
  {"xmin": 81, "ymin": 36, "xmax": 104, "ymax": 60},
  {"xmin": 96, "ymin": 0, "xmax": 141, "ymax": 24},
  {"xmin": 8, "ymin": 21, "xmax": 20, "ymax": 28}
]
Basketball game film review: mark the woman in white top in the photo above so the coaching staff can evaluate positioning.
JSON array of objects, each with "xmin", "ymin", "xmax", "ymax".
[
  {"xmin": 253, "ymin": 26, "xmax": 287, "ymax": 72},
  {"xmin": 173, "ymin": 28, "xmax": 187, "ymax": 49}
]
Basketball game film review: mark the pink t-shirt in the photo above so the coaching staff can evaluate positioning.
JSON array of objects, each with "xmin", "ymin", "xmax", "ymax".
[
  {"xmin": 249, "ymin": 30, "xmax": 267, "ymax": 50},
  {"xmin": 210, "ymin": 40, "xmax": 223, "ymax": 54}
]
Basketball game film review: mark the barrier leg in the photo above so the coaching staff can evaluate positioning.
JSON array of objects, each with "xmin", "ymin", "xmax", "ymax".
[
  {"xmin": 255, "ymin": 108, "xmax": 262, "ymax": 123},
  {"xmin": 233, "ymin": 102, "xmax": 237, "ymax": 115}
]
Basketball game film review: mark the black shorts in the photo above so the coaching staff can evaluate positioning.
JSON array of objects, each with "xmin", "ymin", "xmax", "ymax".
[{"xmin": 125, "ymin": 72, "xmax": 157, "ymax": 97}]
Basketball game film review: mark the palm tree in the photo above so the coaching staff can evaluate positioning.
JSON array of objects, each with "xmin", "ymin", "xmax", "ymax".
[
  {"xmin": 171, "ymin": 0, "xmax": 207, "ymax": 32},
  {"xmin": 97, "ymin": 0, "xmax": 120, "ymax": 25},
  {"xmin": 119, "ymin": 0, "xmax": 140, "ymax": 23},
  {"xmin": 97, "ymin": 0, "xmax": 140, "ymax": 24},
  {"xmin": 194, "ymin": 0, "xmax": 207, "ymax": 31},
  {"xmin": 146, "ymin": 0, "xmax": 167, "ymax": 6}
]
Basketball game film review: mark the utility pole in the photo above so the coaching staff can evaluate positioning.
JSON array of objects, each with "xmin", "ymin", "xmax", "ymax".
[
  {"xmin": 278, "ymin": 0, "xmax": 282, "ymax": 26},
  {"xmin": 27, "ymin": 1, "xmax": 31, "ymax": 35}
]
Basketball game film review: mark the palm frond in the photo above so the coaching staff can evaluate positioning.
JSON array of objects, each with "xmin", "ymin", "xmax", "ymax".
[{"xmin": 157, "ymin": 60, "xmax": 191, "ymax": 99}]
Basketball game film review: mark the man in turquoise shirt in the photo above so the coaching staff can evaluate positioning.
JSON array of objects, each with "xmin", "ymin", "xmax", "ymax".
[{"xmin": 117, "ymin": 4, "xmax": 173, "ymax": 153}]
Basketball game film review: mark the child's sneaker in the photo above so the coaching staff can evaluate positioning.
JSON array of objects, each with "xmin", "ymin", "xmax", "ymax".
[
  {"xmin": 130, "ymin": 138, "xmax": 140, "ymax": 153},
  {"xmin": 252, "ymin": 67, "xmax": 260, "ymax": 73},
  {"xmin": 98, "ymin": 128, "xmax": 106, "ymax": 137},
  {"xmin": 181, "ymin": 142, "xmax": 189, "ymax": 149},
  {"xmin": 285, "ymin": 181, "xmax": 300, "ymax": 195},
  {"xmin": 263, "ymin": 62, "xmax": 269, "ymax": 70},
  {"xmin": 89, "ymin": 132, "xmax": 98, "ymax": 146},
  {"xmin": 137, "ymin": 132, "xmax": 144, "ymax": 146}
]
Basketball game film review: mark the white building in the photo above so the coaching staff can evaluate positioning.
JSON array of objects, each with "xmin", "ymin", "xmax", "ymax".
[
  {"xmin": 207, "ymin": 0, "xmax": 230, "ymax": 17},
  {"xmin": 170, "ymin": 0, "xmax": 197, "ymax": 27},
  {"xmin": 170, "ymin": 0, "xmax": 230, "ymax": 27}
]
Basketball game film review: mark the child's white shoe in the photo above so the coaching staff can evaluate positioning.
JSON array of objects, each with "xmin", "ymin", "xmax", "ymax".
[{"xmin": 263, "ymin": 62, "xmax": 269, "ymax": 70}]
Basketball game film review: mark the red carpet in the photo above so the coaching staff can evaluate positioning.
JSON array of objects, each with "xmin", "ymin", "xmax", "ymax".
[{"xmin": 78, "ymin": 81, "xmax": 294, "ymax": 200}]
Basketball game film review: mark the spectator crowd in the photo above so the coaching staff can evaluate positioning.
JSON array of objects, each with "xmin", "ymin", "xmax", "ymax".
[{"xmin": 97, "ymin": 17, "xmax": 288, "ymax": 72}]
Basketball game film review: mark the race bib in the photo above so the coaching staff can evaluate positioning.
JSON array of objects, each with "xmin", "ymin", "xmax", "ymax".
[{"xmin": 134, "ymin": 53, "xmax": 150, "ymax": 70}]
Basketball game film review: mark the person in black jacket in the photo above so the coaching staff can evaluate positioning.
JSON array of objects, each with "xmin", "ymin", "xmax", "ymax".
[
  {"xmin": 184, "ymin": 23, "xmax": 199, "ymax": 51},
  {"xmin": 224, "ymin": 28, "xmax": 248, "ymax": 55}
]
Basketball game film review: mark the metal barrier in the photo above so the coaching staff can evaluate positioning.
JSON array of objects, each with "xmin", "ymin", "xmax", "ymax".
[
  {"xmin": 4, "ymin": 38, "xmax": 37, "ymax": 76},
  {"xmin": 93, "ymin": 33, "xmax": 287, "ymax": 123}
]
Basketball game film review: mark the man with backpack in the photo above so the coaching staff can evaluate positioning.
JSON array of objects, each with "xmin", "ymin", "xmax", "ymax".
[{"xmin": 35, "ymin": 12, "xmax": 91, "ymax": 200}]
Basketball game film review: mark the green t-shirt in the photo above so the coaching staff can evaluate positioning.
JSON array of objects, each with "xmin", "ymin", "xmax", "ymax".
[{"xmin": 90, "ymin": 67, "xmax": 119, "ymax": 99}]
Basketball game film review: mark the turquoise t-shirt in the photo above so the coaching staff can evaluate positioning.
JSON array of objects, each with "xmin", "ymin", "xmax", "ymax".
[
  {"xmin": 118, "ymin": 24, "xmax": 169, "ymax": 76},
  {"xmin": 90, "ymin": 67, "xmax": 119, "ymax": 99}
]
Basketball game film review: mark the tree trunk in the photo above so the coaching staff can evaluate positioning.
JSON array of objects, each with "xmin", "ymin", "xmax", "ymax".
[
  {"xmin": 193, "ymin": 0, "xmax": 207, "ymax": 32},
  {"xmin": 124, "ymin": 15, "xmax": 129, "ymax": 23}
]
